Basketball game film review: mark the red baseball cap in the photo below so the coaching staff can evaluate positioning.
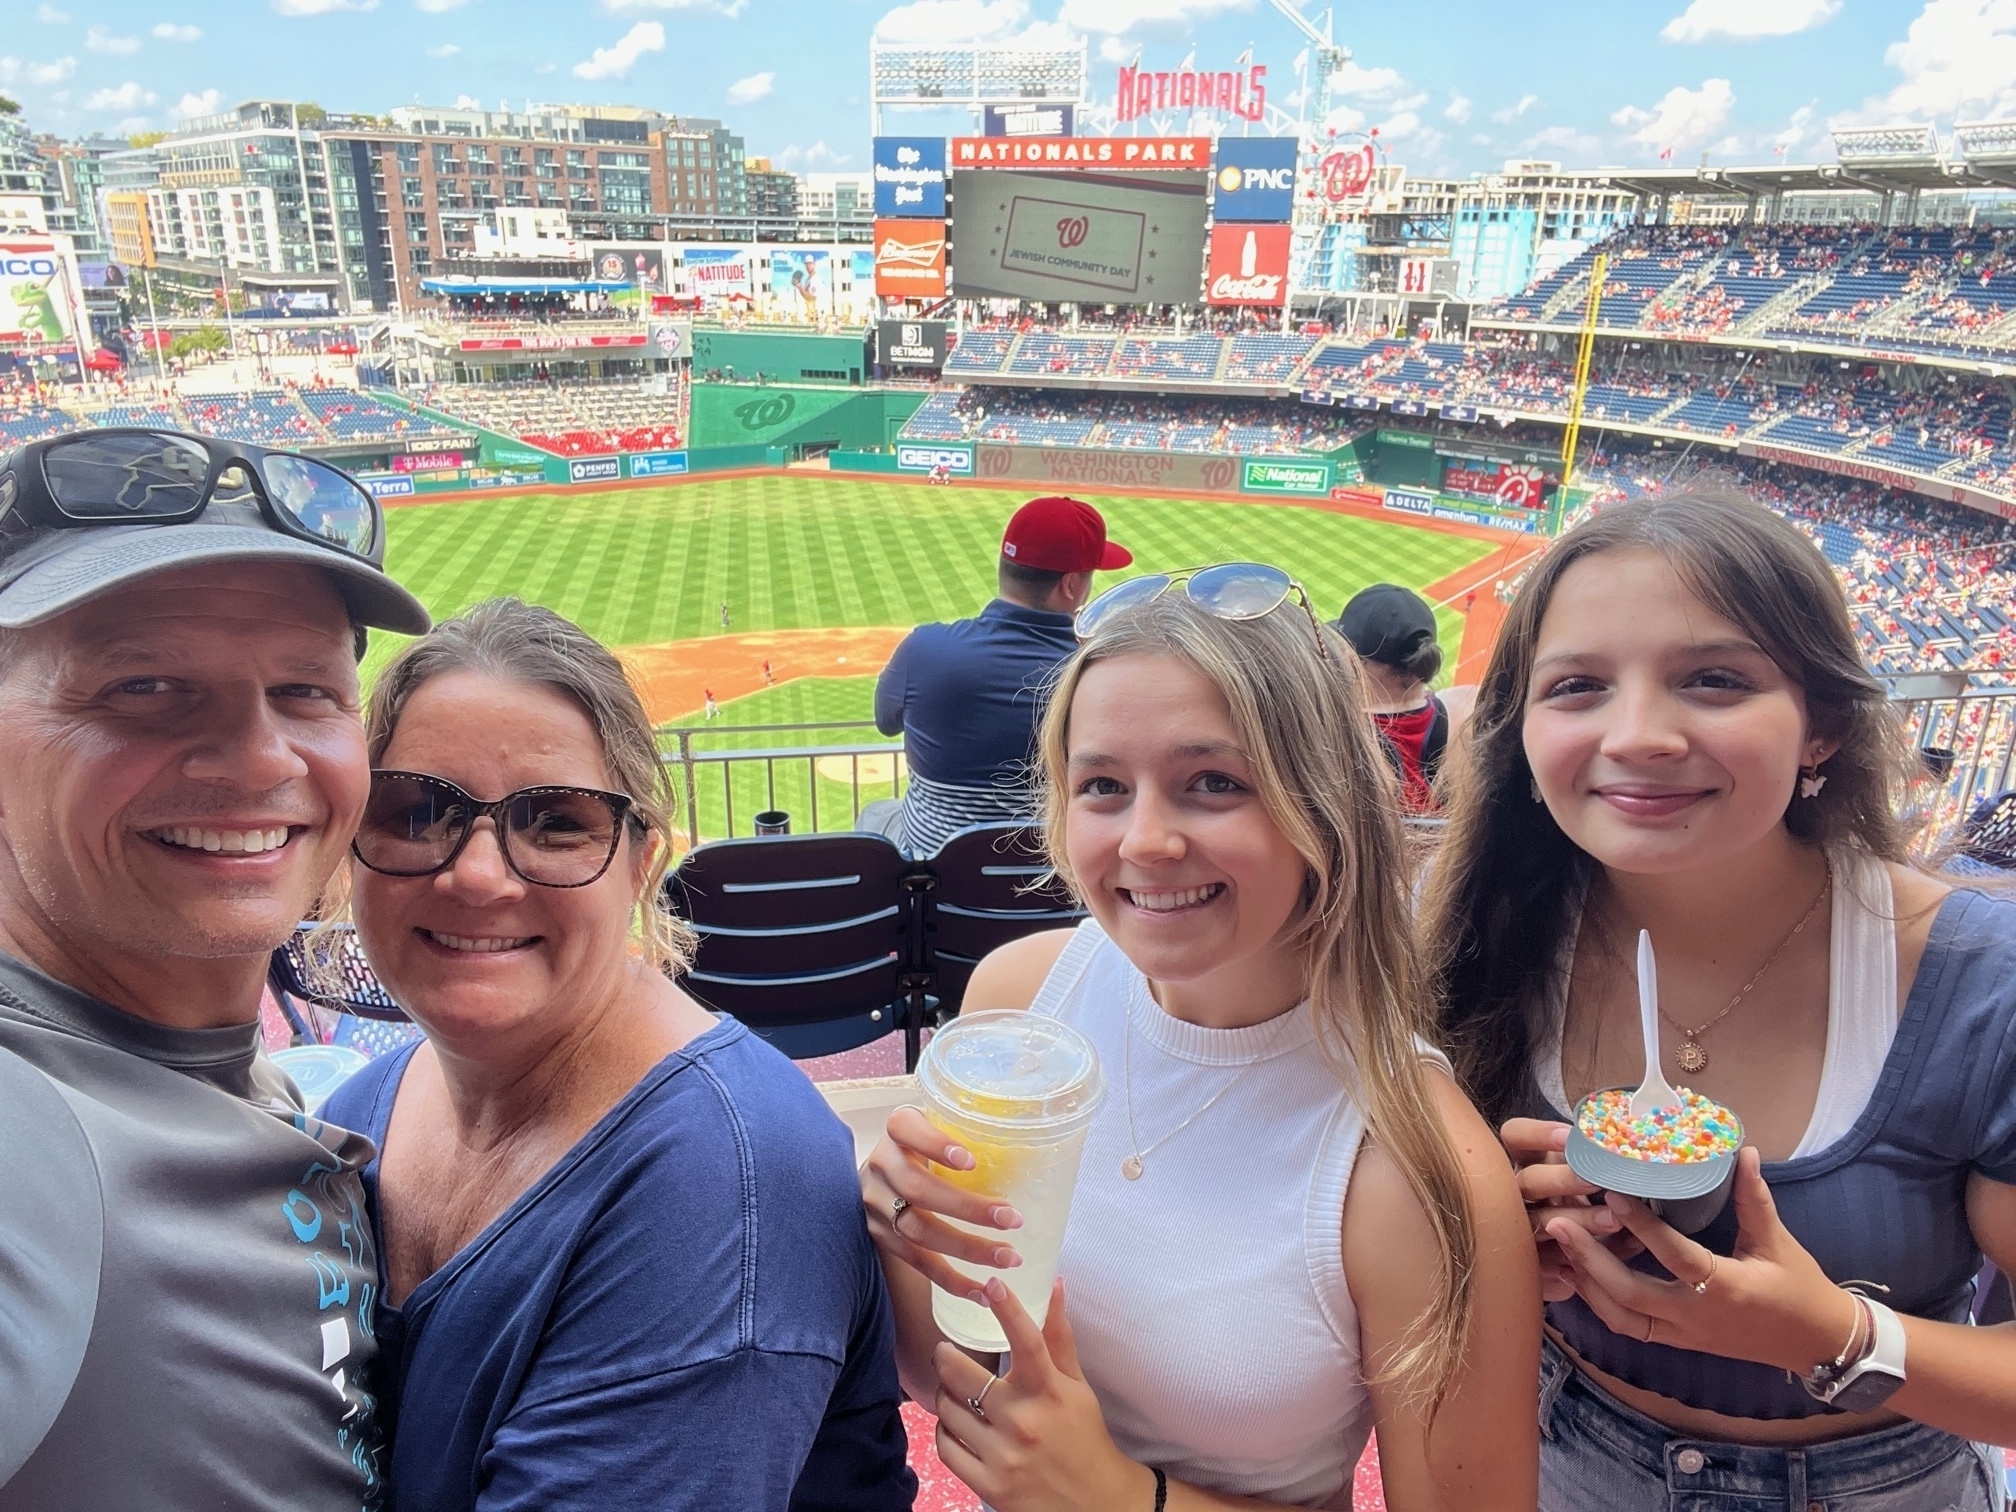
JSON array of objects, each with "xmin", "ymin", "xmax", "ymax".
[{"xmin": 1000, "ymin": 496, "xmax": 1132, "ymax": 573}]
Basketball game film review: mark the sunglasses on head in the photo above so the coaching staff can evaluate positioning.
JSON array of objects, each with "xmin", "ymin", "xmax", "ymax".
[
  {"xmin": 1073, "ymin": 561, "xmax": 1331, "ymax": 658},
  {"xmin": 0, "ymin": 428, "xmax": 382, "ymax": 563},
  {"xmin": 352, "ymin": 770, "xmax": 644, "ymax": 889}
]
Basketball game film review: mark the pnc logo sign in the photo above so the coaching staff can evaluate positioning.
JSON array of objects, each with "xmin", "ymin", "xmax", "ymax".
[
  {"xmin": 1216, "ymin": 165, "xmax": 1292, "ymax": 193},
  {"xmin": 1056, "ymin": 216, "xmax": 1090, "ymax": 249}
]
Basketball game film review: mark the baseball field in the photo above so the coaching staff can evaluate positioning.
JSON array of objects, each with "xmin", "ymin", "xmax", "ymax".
[{"xmin": 378, "ymin": 472, "xmax": 1531, "ymax": 841}]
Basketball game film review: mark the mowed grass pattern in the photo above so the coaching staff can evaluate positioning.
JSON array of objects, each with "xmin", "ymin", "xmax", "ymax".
[{"xmin": 380, "ymin": 475, "xmax": 1496, "ymax": 656}]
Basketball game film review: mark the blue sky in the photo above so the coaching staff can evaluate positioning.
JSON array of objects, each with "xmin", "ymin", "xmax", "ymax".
[{"xmin": 4, "ymin": 0, "xmax": 2015, "ymax": 178}]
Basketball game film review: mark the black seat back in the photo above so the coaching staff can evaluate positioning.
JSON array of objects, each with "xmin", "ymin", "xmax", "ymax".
[
  {"xmin": 1964, "ymin": 790, "xmax": 2016, "ymax": 869},
  {"xmin": 667, "ymin": 833, "xmax": 916, "ymax": 1059},
  {"xmin": 270, "ymin": 922, "xmax": 408, "ymax": 1022},
  {"xmin": 922, "ymin": 821, "xmax": 1085, "ymax": 1019}
]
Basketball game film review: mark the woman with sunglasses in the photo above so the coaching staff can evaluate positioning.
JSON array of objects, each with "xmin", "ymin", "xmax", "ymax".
[
  {"xmin": 318, "ymin": 599, "xmax": 914, "ymax": 1512},
  {"xmin": 861, "ymin": 566, "xmax": 1540, "ymax": 1512}
]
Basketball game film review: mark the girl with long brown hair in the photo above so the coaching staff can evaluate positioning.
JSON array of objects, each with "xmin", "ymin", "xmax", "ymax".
[
  {"xmin": 863, "ymin": 568, "xmax": 1539, "ymax": 1512},
  {"xmin": 1424, "ymin": 491, "xmax": 2016, "ymax": 1509}
]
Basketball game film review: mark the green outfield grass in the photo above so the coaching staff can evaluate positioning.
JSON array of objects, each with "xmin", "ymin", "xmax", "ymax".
[
  {"xmin": 663, "ymin": 676, "xmax": 897, "ymax": 842},
  {"xmin": 379, "ymin": 474, "xmax": 1496, "ymax": 661},
  {"xmin": 376, "ymin": 473, "xmax": 1504, "ymax": 840}
]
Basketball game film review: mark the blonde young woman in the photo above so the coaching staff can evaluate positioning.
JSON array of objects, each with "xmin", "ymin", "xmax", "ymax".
[{"xmin": 861, "ymin": 567, "xmax": 1540, "ymax": 1512}]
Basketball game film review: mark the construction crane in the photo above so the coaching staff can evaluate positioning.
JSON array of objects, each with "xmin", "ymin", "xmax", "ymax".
[{"xmin": 1265, "ymin": 0, "xmax": 1352, "ymax": 129}]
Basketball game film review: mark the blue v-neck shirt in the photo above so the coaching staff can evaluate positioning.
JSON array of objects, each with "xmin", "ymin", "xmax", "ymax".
[{"xmin": 323, "ymin": 1019, "xmax": 915, "ymax": 1512}]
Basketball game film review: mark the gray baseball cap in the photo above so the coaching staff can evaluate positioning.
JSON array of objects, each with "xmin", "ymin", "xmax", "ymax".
[{"xmin": 0, "ymin": 473, "xmax": 431, "ymax": 635}]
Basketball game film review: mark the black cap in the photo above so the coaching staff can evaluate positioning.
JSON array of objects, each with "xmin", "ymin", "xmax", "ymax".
[{"xmin": 1335, "ymin": 583, "xmax": 1437, "ymax": 666}]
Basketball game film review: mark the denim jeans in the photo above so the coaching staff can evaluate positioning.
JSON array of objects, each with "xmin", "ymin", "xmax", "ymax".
[{"xmin": 1539, "ymin": 1338, "xmax": 2006, "ymax": 1512}]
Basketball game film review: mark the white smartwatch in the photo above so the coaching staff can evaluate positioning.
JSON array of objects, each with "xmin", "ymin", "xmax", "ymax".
[{"xmin": 1803, "ymin": 1295, "xmax": 1907, "ymax": 1411}]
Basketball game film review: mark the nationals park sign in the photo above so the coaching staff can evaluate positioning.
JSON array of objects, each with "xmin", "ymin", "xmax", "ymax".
[{"xmin": 950, "ymin": 137, "xmax": 1212, "ymax": 170}]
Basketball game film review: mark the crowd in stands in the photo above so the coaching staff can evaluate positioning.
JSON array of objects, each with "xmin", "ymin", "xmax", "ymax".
[
  {"xmin": 0, "ymin": 376, "xmax": 460, "ymax": 450},
  {"xmin": 414, "ymin": 379, "xmax": 685, "ymax": 456},
  {"xmin": 1490, "ymin": 221, "xmax": 2016, "ymax": 356},
  {"xmin": 901, "ymin": 386, "xmax": 1368, "ymax": 455},
  {"xmin": 1577, "ymin": 451, "xmax": 2016, "ymax": 681}
]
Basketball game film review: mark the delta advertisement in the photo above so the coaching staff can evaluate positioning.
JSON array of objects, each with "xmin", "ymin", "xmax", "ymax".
[
  {"xmin": 1206, "ymin": 224, "xmax": 1291, "ymax": 306},
  {"xmin": 872, "ymin": 137, "xmax": 948, "ymax": 218},
  {"xmin": 1211, "ymin": 137, "xmax": 1299, "ymax": 222},
  {"xmin": 872, "ymin": 219, "xmax": 947, "ymax": 298},
  {"xmin": 681, "ymin": 246, "xmax": 753, "ymax": 304},
  {"xmin": 1442, "ymin": 459, "xmax": 1553, "ymax": 510},
  {"xmin": 1, "ymin": 241, "xmax": 85, "ymax": 350},
  {"xmin": 769, "ymin": 248, "xmax": 832, "ymax": 319}
]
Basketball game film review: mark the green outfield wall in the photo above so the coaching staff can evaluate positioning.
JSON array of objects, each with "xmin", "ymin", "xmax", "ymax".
[{"xmin": 689, "ymin": 329, "xmax": 870, "ymax": 385}]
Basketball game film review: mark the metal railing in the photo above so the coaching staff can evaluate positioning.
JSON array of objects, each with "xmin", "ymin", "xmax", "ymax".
[
  {"xmin": 658, "ymin": 720, "xmax": 908, "ymax": 849},
  {"xmin": 1895, "ymin": 689, "xmax": 2016, "ymax": 843}
]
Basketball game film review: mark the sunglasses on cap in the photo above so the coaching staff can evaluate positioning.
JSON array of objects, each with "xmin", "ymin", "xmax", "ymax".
[
  {"xmin": 352, "ymin": 770, "xmax": 646, "ymax": 890},
  {"xmin": 1073, "ymin": 561, "xmax": 1331, "ymax": 659},
  {"xmin": 0, "ymin": 428, "xmax": 382, "ymax": 563}
]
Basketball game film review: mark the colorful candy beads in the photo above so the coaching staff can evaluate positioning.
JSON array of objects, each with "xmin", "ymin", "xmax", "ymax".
[{"xmin": 1577, "ymin": 1088, "xmax": 1742, "ymax": 1164}]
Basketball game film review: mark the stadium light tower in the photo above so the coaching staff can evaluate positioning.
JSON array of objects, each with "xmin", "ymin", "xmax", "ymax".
[{"xmin": 869, "ymin": 40, "xmax": 1087, "ymax": 133}]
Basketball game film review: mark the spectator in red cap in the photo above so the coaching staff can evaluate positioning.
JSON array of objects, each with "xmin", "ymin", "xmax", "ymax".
[{"xmin": 868, "ymin": 496, "xmax": 1131, "ymax": 854}]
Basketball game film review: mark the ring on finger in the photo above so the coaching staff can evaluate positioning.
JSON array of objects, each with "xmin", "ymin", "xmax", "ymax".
[
  {"xmin": 967, "ymin": 1373, "xmax": 998, "ymax": 1422},
  {"xmin": 1691, "ymin": 1254, "xmax": 1717, "ymax": 1296},
  {"xmin": 1643, "ymin": 1314, "xmax": 1657, "ymax": 1344},
  {"xmin": 890, "ymin": 1195, "xmax": 911, "ymax": 1230}
]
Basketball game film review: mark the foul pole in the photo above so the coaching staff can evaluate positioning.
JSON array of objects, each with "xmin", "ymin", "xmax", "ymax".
[{"xmin": 1558, "ymin": 251, "xmax": 1607, "ymax": 492}]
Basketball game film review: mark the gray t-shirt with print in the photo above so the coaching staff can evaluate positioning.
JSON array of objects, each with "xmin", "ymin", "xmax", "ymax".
[{"xmin": 0, "ymin": 950, "xmax": 383, "ymax": 1510}]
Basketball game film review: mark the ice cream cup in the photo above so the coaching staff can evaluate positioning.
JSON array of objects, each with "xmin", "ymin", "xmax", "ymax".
[{"xmin": 1563, "ymin": 1085, "xmax": 1743, "ymax": 1236}]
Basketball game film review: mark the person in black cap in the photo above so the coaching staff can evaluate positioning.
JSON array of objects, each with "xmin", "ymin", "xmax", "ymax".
[
  {"xmin": 0, "ymin": 429, "xmax": 428, "ymax": 1512},
  {"xmin": 1336, "ymin": 582, "xmax": 1457, "ymax": 813}
]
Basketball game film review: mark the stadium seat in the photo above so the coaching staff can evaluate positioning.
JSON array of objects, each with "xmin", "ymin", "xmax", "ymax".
[
  {"xmin": 1963, "ymin": 790, "xmax": 2016, "ymax": 869},
  {"xmin": 920, "ymin": 822, "xmax": 1086, "ymax": 1022},
  {"xmin": 270, "ymin": 921, "xmax": 409, "ymax": 1021},
  {"xmin": 666, "ymin": 832, "xmax": 928, "ymax": 1065}
]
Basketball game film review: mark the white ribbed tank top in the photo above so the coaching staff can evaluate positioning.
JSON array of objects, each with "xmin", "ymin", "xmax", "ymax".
[{"xmin": 1031, "ymin": 920, "xmax": 1445, "ymax": 1510}]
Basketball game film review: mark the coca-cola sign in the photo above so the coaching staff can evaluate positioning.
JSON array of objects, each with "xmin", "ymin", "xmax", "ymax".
[{"xmin": 1205, "ymin": 223, "xmax": 1291, "ymax": 307}]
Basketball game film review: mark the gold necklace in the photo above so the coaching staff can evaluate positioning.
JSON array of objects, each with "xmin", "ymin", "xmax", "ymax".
[
  {"xmin": 1658, "ymin": 864, "xmax": 1832, "ymax": 1074},
  {"xmin": 1119, "ymin": 992, "xmax": 1262, "ymax": 1181}
]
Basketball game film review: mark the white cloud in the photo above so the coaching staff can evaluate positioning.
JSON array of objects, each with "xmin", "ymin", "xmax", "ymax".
[
  {"xmin": 271, "ymin": 0, "xmax": 379, "ymax": 15},
  {"xmin": 85, "ymin": 80, "xmax": 157, "ymax": 109},
  {"xmin": 152, "ymin": 20, "xmax": 203, "ymax": 39},
  {"xmin": 726, "ymin": 70, "xmax": 773, "ymax": 104},
  {"xmin": 775, "ymin": 140, "xmax": 851, "ymax": 169},
  {"xmin": 35, "ymin": 3, "xmax": 70, "ymax": 20},
  {"xmin": 1526, "ymin": 123, "xmax": 1605, "ymax": 158},
  {"xmin": 1662, "ymin": 0, "xmax": 1839, "ymax": 42},
  {"xmin": 1443, "ymin": 92, "xmax": 1472, "ymax": 124},
  {"xmin": 1772, "ymin": 100, "xmax": 1818, "ymax": 154},
  {"xmin": 1839, "ymin": 0, "xmax": 2016, "ymax": 126},
  {"xmin": 85, "ymin": 24, "xmax": 141, "ymax": 51},
  {"xmin": 1612, "ymin": 76, "xmax": 1735, "ymax": 153},
  {"xmin": 1492, "ymin": 93, "xmax": 1541, "ymax": 123},
  {"xmin": 0, "ymin": 55, "xmax": 79, "ymax": 85},
  {"xmin": 1327, "ymin": 60, "xmax": 1405, "ymax": 99},
  {"xmin": 415, "ymin": 0, "xmax": 474, "ymax": 12},
  {"xmin": 455, "ymin": 93, "xmax": 479, "ymax": 107},
  {"xmin": 869, "ymin": 0, "xmax": 1070, "ymax": 47},
  {"xmin": 572, "ymin": 20, "xmax": 663, "ymax": 78},
  {"xmin": 173, "ymin": 87, "xmax": 219, "ymax": 116},
  {"xmin": 1099, "ymin": 35, "xmax": 1136, "ymax": 62},
  {"xmin": 426, "ymin": 40, "xmax": 460, "ymax": 55}
]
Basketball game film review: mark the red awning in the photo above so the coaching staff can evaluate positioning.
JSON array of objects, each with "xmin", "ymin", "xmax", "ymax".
[{"xmin": 83, "ymin": 348, "xmax": 123, "ymax": 371}]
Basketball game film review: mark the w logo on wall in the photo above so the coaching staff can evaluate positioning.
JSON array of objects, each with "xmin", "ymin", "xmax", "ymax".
[{"xmin": 1056, "ymin": 216, "xmax": 1090, "ymax": 249}]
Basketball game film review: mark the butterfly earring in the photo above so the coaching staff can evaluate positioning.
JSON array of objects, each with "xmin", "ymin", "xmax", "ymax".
[{"xmin": 1799, "ymin": 764, "xmax": 1828, "ymax": 799}]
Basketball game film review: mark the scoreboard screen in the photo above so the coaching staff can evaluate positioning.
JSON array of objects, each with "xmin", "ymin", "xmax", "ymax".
[{"xmin": 950, "ymin": 169, "xmax": 1207, "ymax": 305}]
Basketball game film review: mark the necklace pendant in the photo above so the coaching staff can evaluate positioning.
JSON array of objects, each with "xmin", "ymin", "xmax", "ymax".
[
  {"xmin": 1121, "ymin": 1155, "xmax": 1145, "ymax": 1181},
  {"xmin": 1676, "ymin": 1039, "xmax": 1709, "ymax": 1075}
]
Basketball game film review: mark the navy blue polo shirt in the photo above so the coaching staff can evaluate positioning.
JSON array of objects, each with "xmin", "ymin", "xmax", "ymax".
[{"xmin": 874, "ymin": 599, "xmax": 1077, "ymax": 788}]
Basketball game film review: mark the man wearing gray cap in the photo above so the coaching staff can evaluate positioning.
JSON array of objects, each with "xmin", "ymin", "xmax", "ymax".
[{"xmin": 0, "ymin": 430, "xmax": 428, "ymax": 1511}]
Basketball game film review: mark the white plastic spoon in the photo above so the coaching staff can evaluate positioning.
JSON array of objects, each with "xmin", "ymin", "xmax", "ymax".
[{"xmin": 1628, "ymin": 929, "xmax": 1684, "ymax": 1122}]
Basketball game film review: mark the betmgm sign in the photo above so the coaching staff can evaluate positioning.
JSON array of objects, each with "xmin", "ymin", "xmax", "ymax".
[{"xmin": 876, "ymin": 319, "xmax": 949, "ymax": 370}]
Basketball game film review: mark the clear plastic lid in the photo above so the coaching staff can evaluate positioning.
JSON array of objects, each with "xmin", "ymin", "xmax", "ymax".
[{"xmin": 916, "ymin": 1010, "xmax": 1106, "ymax": 1133}]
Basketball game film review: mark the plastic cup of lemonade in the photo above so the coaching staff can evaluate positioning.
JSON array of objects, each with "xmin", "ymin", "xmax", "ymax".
[
  {"xmin": 915, "ymin": 1010, "xmax": 1106, "ymax": 1354},
  {"xmin": 1564, "ymin": 1085, "xmax": 1744, "ymax": 1236}
]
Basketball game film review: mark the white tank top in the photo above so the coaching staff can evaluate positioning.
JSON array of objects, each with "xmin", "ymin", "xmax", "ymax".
[
  {"xmin": 1031, "ymin": 920, "xmax": 1448, "ymax": 1509},
  {"xmin": 1535, "ymin": 847, "xmax": 1900, "ymax": 1157}
]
